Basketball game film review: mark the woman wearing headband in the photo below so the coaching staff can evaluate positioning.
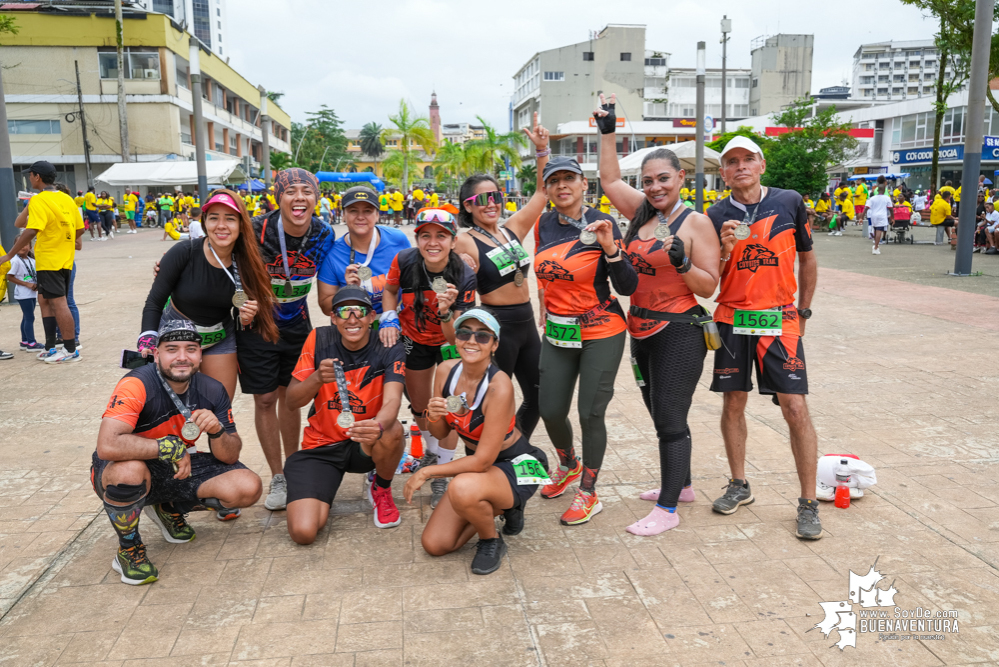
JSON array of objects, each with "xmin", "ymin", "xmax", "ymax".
[
  {"xmin": 404, "ymin": 309, "xmax": 548, "ymax": 575},
  {"xmin": 383, "ymin": 206, "xmax": 477, "ymax": 508},
  {"xmin": 453, "ymin": 112, "xmax": 549, "ymax": 438},
  {"xmin": 594, "ymin": 94, "xmax": 720, "ymax": 535}
]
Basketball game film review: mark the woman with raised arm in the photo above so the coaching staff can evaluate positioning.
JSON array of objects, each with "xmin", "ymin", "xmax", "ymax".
[{"xmin": 594, "ymin": 94, "xmax": 721, "ymax": 536}]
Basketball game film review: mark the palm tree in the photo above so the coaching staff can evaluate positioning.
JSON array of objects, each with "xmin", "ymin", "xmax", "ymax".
[
  {"xmin": 433, "ymin": 141, "xmax": 472, "ymax": 195},
  {"xmin": 384, "ymin": 99, "xmax": 436, "ymax": 190},
  {"xmin": 466, "ymin": 116, "xmax": 527, "ymax": 176},
  {"xmin": 517, "ymin": 164, "xmax": 537, "ymax": 196},
  {"xmin": 359, "ymin": 122, "xmax": 384, "ymax": 177}
]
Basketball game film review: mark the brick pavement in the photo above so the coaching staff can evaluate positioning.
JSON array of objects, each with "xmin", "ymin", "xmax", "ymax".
[{"xmin": 1, "ymin": 226, "xmax": 998, "ymax": 665}]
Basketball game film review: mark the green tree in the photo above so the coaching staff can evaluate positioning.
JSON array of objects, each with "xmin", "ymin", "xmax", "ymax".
[
  {"xmin": 288, "ymin": 105, "xmax": 350, "ymax": 174},
  {"xmin": 359, "ymin": 122, "xmax": 384, "ymax": 176},
  {"xmin": 517, "ymin": 164, "xmax": 537, "ymax": 196},
  {"xmin": 269, "ymin": 151, "xmax": 292, "ymax": 171},
  {"xmin": 759, "ymin": 98, "xmax": 857, "ymax": 195},
  {"xmin": 0, "ymin": 14, "xmax": 18, "ymax": 42},
  {"xmin": 707, "ymin": 126, "xmax": 772, "ymax": 154},
  {"xmin": 433, "ymin": 141, "xmax": 473, "ymax": 195},
  {"xmin": 265, "ymin": 91, "xmax": 285, "ymax": 104},
  {"xmin": 384, "ymin": 99, "xmax": 436, "ymax": 190},
  {"xmin": 465, "ymin": 116, "xmax": 526, "ymax": 175}
]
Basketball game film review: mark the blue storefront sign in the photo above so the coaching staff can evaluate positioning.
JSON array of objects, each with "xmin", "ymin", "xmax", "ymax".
[{"xmin": 891, "ymin": 137, "xmax": 999, "ymax": 165}]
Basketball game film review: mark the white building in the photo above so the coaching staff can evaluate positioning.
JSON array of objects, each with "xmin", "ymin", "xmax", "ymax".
[
  {"xmin": 142, "ymin": 0, "xmax": 228, "ymax": 58},
  {"xmin": 851, "ymin": 39, "xmax": 953, "ymax": 103},
  {"xmin": 652, "ymin": 67, "xmax": 751, "ymax": 120}
]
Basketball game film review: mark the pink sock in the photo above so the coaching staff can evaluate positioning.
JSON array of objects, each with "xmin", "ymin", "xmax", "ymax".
[
  {"xmin": 639, "ymin": 486, "xmax": 695, "ymax": 502},
  {"xmin": 625, "ymin": 506, "xmax": 680, "ymax": 536}
]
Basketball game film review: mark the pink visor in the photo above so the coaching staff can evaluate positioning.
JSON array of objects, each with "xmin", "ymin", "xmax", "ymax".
[{"xmin": 203, "ymin": 192, "xmax": 242, "ymax": 216}]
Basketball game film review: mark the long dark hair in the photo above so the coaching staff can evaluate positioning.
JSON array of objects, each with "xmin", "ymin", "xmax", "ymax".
[
  {"xmin": 624, "ymin": 148, "xmax": 683, "ymax": 246},
  {"xmin": 457, "ymin": 174, "xmax": 501, "ymax": 228},
  {"xmin": 405, "ymin": 243, "xmax": 467, "ymax": 330}
]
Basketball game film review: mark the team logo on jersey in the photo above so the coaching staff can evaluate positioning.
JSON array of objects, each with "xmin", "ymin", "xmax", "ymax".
[
  {"xmin": 627, "ymin": 252, "xmax": 656, "ymax": 276},
  {"xmin": 267, "ymin": 251, "xmax": 317, "ymax": 278},
  {"xmin": 108, "ymin": 395, "xmax": 125, "ymax": 410},
  {"xmin": 736, "ymin": 244, "xmax": 779, "ymax": 273},
  {"xmin": 535, "ymin": 260, "xmax": 574, "ymax": 282},
  {"xmin": 327, "ymin": 390, "xmax": 364, "ymax": 415},
  {"xmin": 783, "ymin": 357, "xmax": 804, "ymax": 371}
]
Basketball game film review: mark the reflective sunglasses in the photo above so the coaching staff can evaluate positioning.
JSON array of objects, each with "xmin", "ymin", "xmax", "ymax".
[
  {"xmin": 334, "ymin": 305, "xmax": 371, "ymax": 320},
  {"xmin": 416, "ymin": 209, "xmax": 456, "ymax": 224},
  {"xmin": 455, "ymin": 328, "xmax": 497, "ymax": 344},
  {"xmin": 463, "ymin": 191, "xmax": 504, "ymax": 207}
]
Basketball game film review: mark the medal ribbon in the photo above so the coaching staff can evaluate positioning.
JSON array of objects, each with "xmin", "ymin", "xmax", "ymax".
[
  {"xmin": 333, "ymin": 360, "xmax": 351, "ymax": 418},
  {"xmin": 156, "ymin": 367, "xmax": 193, "ymax": 423},
  {"xmin": 654, "ymin": 199, "xmax": 685, "ymax": 229},
  {"xmin": 446, "ymin": 362, "xmax": 491, "ymax": 411},
  {"xmin": 472, "ymin": 224, "xmax": 528, "ymax": 268},
  {"xmin": 348, "ymin": 228, "xmax": 380, "ymax": 289},
  {"xmin": 557, "ymin": 207, "xmax": 591, "ymax": 238},
  {"xmin": 208, "ymin": 242, "xmax": 242, "ymax": 293},
  {"xmin": 276, "ymin": 216, "xmax": 311, "ymax": 284}
]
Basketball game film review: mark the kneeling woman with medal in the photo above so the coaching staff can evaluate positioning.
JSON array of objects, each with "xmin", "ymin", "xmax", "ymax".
[
  {"xmin": 594, "ymin": 94, "xmax": 720, "ymax": 535},
  {"xmin": 139, "ymin": 190, "xmax": 278, "ymax": 400},
  {"xmin": 405, "ymin": 309, "xmax": 549, "ymax": 575},
  {"xmin": 383, "ymin": 207, "xmax": 477, "ymax": 508}
]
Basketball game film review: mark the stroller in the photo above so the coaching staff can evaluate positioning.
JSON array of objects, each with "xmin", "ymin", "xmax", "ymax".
[{"xmin": 889, "ymin": 202, "xmax": 914, "ymax": 244}]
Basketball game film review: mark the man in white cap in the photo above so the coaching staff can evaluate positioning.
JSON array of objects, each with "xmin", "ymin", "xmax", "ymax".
[{"xmin": 705, "ymin": 136, "xmax": 822, "ymax": 540}]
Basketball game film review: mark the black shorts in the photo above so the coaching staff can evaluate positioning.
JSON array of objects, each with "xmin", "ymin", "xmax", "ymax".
[
  {"xmin": 284, "ymin": 441, "xmax": 375, "ymax": 505},
  {"xmin": 90, "ymin": 451, "xmax": 248, "ymax": 506},
  {"xmin": 401, "ymin": 335, "xmax": 445, "ymax": 371},
  {"xmin": 36, "ymin": 269, "xmax": 72, "ymax": 300},
  {"xmin": 709, "ymin": 322, "xmax": 808, "ymax": 396},
  {"xmin": 464, "ymin": 436, "xmax": 549, "ymax": 511},
  {"xmin": 236, "ymin": 318, "xmax": 312, "ymax": 394},
  {"xmin": 940, "ymin": 219, "xmax": 955, "ymax": 228}
]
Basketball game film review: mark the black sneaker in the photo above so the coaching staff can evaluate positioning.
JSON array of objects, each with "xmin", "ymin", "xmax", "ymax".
[
  {"xmin": 501, "ymin": 506, "xmax": 524, "ymax": 536},
  {"xmin": 471, "ymin": 534, "xmax": 507, "ymax": 575},
  {"xmin": 711, "ymin": 478, "xmax": 754, "ymax": 515},
  {"xmin": 795, "ymin": 498, "xmax": 823, "ymax": 540}
]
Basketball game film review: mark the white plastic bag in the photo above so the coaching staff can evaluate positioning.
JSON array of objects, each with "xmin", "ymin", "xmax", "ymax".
[{"xmin": 816, "ymin": 454, "xmax": 876, "ymax": 501}]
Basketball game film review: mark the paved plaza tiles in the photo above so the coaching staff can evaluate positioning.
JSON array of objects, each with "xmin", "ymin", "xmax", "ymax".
[{"xmin": 1, "ymin": 223, "xmax": 998, "ymax": 666}]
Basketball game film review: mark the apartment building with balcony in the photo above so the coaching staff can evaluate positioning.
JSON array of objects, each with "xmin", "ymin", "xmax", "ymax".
[{"xmin": 851, "ymin": 39, "xmax": 954, "ymax": 102}]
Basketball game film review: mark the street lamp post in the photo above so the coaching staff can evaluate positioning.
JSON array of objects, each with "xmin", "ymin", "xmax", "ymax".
[
  {"xmin": 695, "ymin": 42, "xmax": 706, "ymax": 211},
  {"xmin": 188, "ymin": 38, "xmax": 208, "ymax": 201},
  {"xmin": 259, "ymin": 85, "xmax": 271, "ymax": 187},
  {"xmin": 721, "ymin": 16, "xmax": 731, "ymax": 135}
]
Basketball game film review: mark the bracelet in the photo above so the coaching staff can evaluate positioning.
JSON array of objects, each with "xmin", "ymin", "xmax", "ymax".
[
  {"xmin": 675, "ymin": 256, "xmax": 692, "ymax": 274},
  {"xmin": 207, "ymin": 427, "xmax": 224, "ymax": 440},
  {"xmin": 604, "ymin": 248, "xmax": 622, "ymax": 261},
  {"xmin": 535, "ymin": 148, "xmax": 551, "ymax": 158},
  {"xmin": 438, "ymin": 309, "xmax": 454, "ymax": 323},
  {"xmin": 375, "ymin": 422, "xmax": 384, "ymax": 441},
  {"xmin": 720, "ymin": 254, "xmax": 731, "ymax": 262},
  {"xmin": 425, "ymin": 409, "xmax": 441, "ymax": 423}
]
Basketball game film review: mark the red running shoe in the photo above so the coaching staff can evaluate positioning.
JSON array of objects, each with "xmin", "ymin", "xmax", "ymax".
[
  {"xmin": 541, "ymin": 459, "xmax": 582, "ymax": 499},
  {"xmin": 368, "ymin": 483, "xmax": 401, "ymax": 528}
]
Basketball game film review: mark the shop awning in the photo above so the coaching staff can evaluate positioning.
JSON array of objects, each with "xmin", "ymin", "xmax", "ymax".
[
  {"xmin": 95, "ymin": 160, "xmax": 246, "ymax": 187},
  {"xmin": 616, "ymin": 142, "xmax": 721, "ymax": 176}
]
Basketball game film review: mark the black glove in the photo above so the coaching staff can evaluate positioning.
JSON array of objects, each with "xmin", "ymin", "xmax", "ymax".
[
  {"xmin": 593, "ymin": 99, "xmax": 617, "ymax": 135},
  {"xmin": 667, "ymin": 235, "xmax": 686, "ymax": 268}
]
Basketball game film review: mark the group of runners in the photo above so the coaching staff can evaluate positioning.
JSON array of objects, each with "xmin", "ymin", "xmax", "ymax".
[{"xmin": 73, "ymin": 97, "xmax": 823, "ymax": 585}]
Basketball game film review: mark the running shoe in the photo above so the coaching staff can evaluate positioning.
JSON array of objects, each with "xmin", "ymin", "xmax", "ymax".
[
  {"xmin": 795, "ymin": 498, "xmax": 823, "ymax": 540},
  {"xmin": 46, "ymin": 348, "xmax": 81, "ymax": 364},
  {"xmin": 540, "ymin": 458, "xmax": 582, "ymax": 499},
  {"xmin": 420, "ymin": 450, "xmax": 438, "ymax": 468},
  {"xmin": 143, "ymin": 504, "xmax": 196, "ymax": 543},
  {"xmin": 264, "ymin": 473, "xmax": 287, "ymax": 511},
  {"xmin": 560, "ymin": 489, "xmax": 602, "ymax": 526},
  {"xmin": 501, "ymin": 506, "xmax": 524, "ymax": 536},
  {"xmin": 368, "ymin": 483, "xmax": 401, "ymax": 528},
  {"xmin": 470, "ymin": 534, "xmax": 507, "ymax": 575},
  {"xmin": 216, "ymin": 507, "xmax": 241, "ymax": 521},
  {"xmin": 19, "ymin": 342, "xmax": 43, "ymax": 351},
  {"xmin": 112, "ymin": 542, "xmax": 158, "ymax": 585},
  {"xmin": 0, "ymin": 350, "xmax": 12, "ymax": 360},
  {"xmin": 109, "ymin": 230, "xmax": 115, "ymax": 239},
  {"xmin": 36, "ymin": 347, "xmax": 61, "ymax": 361},
  {"xmin": 430, "ymin": 478, "xmax": 449, "ymax": 509},
  {"xmin": 711, "ymin": 478, "xmax": 754, "ymax": 515}
]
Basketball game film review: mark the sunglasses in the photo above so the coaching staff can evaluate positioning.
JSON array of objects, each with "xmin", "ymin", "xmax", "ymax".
[
  {"xmin": 463, "ymin": 191, "xmax": 504, "ymax": 207},
  {"xmin": 455, "ymin": 328, "xmax": 497, "ymax": 345},
  {"xmin": 334, "ymin": 305, "xmax": 371, "ymax": 320},
  {"xmin": 416, "ymin": 209, "xmax": 456, "ymax": 224}
]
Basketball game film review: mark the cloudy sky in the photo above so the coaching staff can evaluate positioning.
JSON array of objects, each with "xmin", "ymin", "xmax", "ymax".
[{"xmin": 227, "ymin": 0, "xmax": 938, "ymax": 131}]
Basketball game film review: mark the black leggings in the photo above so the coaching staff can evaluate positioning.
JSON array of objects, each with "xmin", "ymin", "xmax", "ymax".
[
  {"xmin": 488, "ymin": 301, "xmax": 541, "ymax": 438},
  {"xmin": 631, "ymin": 314, "xmax": 707, "ymax": 508}
]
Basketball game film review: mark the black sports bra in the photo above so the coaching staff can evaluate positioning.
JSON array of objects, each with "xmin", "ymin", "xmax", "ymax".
[{"xmin": 470, "ymin": 226, "xmax": 531, "ymax": 296}]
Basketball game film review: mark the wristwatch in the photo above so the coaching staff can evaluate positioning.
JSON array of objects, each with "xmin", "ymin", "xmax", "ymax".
[
  {"xmin": 207, "ymin": 427, "xmax": 225, "ymax": 440},
  {"xmin": 439, "ymin": 309, "xmax": 454, "ymax": 323},
  {"xmin": 796, "ymin": 308, "xmax": 812, "ymax": 320}
]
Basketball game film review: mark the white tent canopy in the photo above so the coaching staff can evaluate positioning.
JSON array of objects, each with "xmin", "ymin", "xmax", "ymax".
[
  {"xmin": 616, "ymin": 142, "xmax": 721, "ymax": 176},
  {"xmin": 95, "ymin": 160, "xmax": 245, "ymax": 187}
]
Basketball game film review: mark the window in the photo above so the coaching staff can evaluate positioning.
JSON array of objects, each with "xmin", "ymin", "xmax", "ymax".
[
  {"xmin": 908, "ymin": 87, "xmax": 919, "ymax": 95},
  {"xmin": 192, "ymin": 0, "xmax": 212, "ymax": 47},
  {"xmin": 230, "ymin": 134, "xmax": 237, "ymax": 150},
  {"xmin": 543, "ymin": 71, "xmax": 564, "ymax": 81},
  {"xmin": 861, "ymin": 53, "xmax": 875, "ymax": 59},
  {"xmin": 877, "ymin": 88, "xmax": 888, "ymax": 95},
  {"xmin": 645, "ymin": 57, "xmax": 666, "ymax": 66},
  {"xmin": 98, "ymin": 51, "xmax": 161, "ymax": 79},
  {"xmin": 181, "ymin": 129, "xmax": 192, "ymax": 145},
  {"xmin": 860, "ymin": 76, "xmax": 874, "ymax": 85},
  {"xmin": 752, "ymin": 78, "xmax": 758, "ymax": 88},
  {"xmin": 731, "ymin": 77, "xmax": 750, "ymax": 88},
  {"xmin": 705, "ymin": 78, "xmax": 722, "ymax": 88},
  {"xmin": 644, "ymin": 76, "xmax": 665, "ymax": 90},
  {"xmin": 583, "ymin": 52, "xmax": 594, "ymax": 61},
  {"xmin": 644, "ymin": 101, "xmax": 667, "ymax": 117},
  {"xmin": 925, "ymin": 60, "xmax": 935, "ymax": 68},
  {"xmin": 880, "ymin": 62, "xmax": 890, "ymax": 70},
  {"xmin": 909, "ymin": 61, "xmax": 920, "ymax": 68},
  {"xmin": 865, "ymin": 64, "xmax": 875, "ymax": 71},
  {"xmin": 893, "ymin": 74, "xmax": 905, "ymax": 82},
  {"xmin": 176, "ymin": 62, "xmax": 188, "ymax": 90},
  {"xmin": 218, "ymin": 20, "xmax": 221, "ymax": 29},
  {"xmin": 213, "ymin": 84, "xmax": 224, "ymax": 107},
  {"xmin": 878, "ymin": 75, "xmax": 889, "ymax": 83},
  {"xmin": 216, "ymin": 7, "xmax": 220, "ymax": 14},
  {"xmin": 620, "ymin": 53, "xmax": 631, "ymax": 61},
  {"xmin": 7, "ymin": 119, "xmax": 60, "ymax": 134},
  {"xmin": 909, "ymin": 74, "xmax": 920, "ymax": 82},
  {"xmin": 924, "ymin": 86, "xmax": 934, "ymax": 94},
  {"xmin": 892, "ymin": 87, "xmax": 903, "ymax": 95}
]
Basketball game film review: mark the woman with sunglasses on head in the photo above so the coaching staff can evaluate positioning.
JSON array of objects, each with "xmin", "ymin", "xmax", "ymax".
[
  {"xmin": 453, "ymin": 113, "xmax": 550, "ymax": 439},
  {"xmin": 383, "ymin": 205, "xmax": 477, "ymax": 508},
  {"xmin": 534, "ymin": 154, "xmax": 638, "ymax": 526},
  {"xmin": 594, "ymin": 94, "xmax": 720, "ymax": 535},
  {"xmin": 404, "ymin": 309, "xmax": 549, "ymax": 575},
  {"xmin": 139, "ymin": 189, "xmax": 279, "ymax": 401}
]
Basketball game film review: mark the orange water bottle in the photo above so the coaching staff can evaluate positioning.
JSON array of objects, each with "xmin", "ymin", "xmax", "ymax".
[
  {"xmin": 409, "ymin": 424, "xmax": 423, "ymax": 459},
  {"xmin": 834, "ymin": 473, "xmax": 851, "ymax": 509}
]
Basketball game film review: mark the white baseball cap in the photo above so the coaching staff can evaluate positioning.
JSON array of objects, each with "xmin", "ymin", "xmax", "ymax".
[{"xmin": 719, "ymin": 135, "xmax": 765, "ymax": 161}]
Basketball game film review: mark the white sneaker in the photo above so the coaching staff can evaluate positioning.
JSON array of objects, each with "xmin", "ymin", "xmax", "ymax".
[
  {"xmin": 873, "ymin": 248, "xmax": 880, "ymax": 255},
  {"xmin": 834, "ymin": 231, "xmax": 843, "ymax": 236},
  {"xmin": 37, "ymin": 346, "xmax": 61, "ymax": 361},
  {"xmin": 109, "ymin": 230, "xmax": 114, "ymax": 239},
  {"xmin": 827, "ymin": 231, "xmax": 835, "ymax": 236},
  {"xmin": 46, "ymin": 348, "xmax": 81, "ymax": 364},
  {"xmin": 264, "ymin": 473, "xmax": 287, "ymax": 511}
]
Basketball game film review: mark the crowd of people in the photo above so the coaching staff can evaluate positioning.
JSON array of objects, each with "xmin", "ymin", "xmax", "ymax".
[{"xmin": 5, "ymin": 99, "xmax": 827, "ymax": 584}]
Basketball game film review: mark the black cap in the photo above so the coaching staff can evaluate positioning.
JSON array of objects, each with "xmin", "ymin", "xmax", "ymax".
[
  {"xmin": 331, "ymin": 286, "xmax": 373, "ymax": 309},
  {"xmin": 542, "ymin": 156, "xmax": 583, "ymax": 182},
  {"xmin": 157, "ymin": 319, "xmax": 201, "ymax": 345},
  {"xmin": 341, "ymin": 186, "xmax": 379, "ymax": 210},
  {"xmin": 28, "ymin": 160, "xmax": 57, "ymax": 179}
]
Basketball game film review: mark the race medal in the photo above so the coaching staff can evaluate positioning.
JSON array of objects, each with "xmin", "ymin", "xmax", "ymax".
[
  {"xmin": 732, "ymin": 308, "xmax": 783, "ymax": 336},
  {"xmin": 432, "ymin": 277, "xmax": 448, "ymax": 294},
  {"xmin": 579, "ymin": 229, "xmax": 597, "ymax": 245},
  {"xmin": 231, "ymin": 290, "xmax": 248, "ymax": 308},
  {"xmin": 734, "ymin": 223, "xmax": 752, "ymax": 240},
  {"xmin": 284, "ymin": 280, "xmax": 293, "ymax": 295},
  {"xmin": 510, "ymin": 454, "xmax": 551, "ymax": 486},
  {"xmin": 514, "ymin": 269, "xmax": 525, "ymax": 287},
  {"xmin": 332, "ymin": 359, "xmax": 355, "ymax": 429},
  {"xmin": 446, "ymin": 395, "xmax": 464, "ymax": 413},
  {"xmin": 357, "ymin": 265, "xmax": 373, "ymax": 281},
  {"xmin": 337, "ymin": 411, "xmax": 355, "ymax": 428},
  {"xmin": 181, "ymin": 421, "xmax": 200, "ymax": 440},
  {"xmin": 654, "ymin": 225, "xmax": 671, "ymax": 241}
]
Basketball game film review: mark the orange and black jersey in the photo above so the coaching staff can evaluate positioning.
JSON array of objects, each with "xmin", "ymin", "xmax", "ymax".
[
  {"xmin": 533, "ymin": 208, "xmax": 638, "ymax": 340},
  {"xmin": 385, "ymin": 248, "xmax": 477, "ymax": 346},
  {"xmin": 442, "ymin": 362, "xmax": 516, "ymax": 447},
  {"xmin": 624, "ymin": 208, "xmax": 700, "ymax": 339},
  {"xmin": 291, "ymin": 326, "xmax": 406, "ymax": 450},
  {"xmin": 706, "ymin": 187, "xmax": 813, "ymax": 324},
  {"xmin": 102, "ymin": 364, "xmax": 236, "ymax": 451}
]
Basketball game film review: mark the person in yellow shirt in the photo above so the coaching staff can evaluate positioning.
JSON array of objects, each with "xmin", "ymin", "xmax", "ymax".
[
  {"xmin": 0, "ymin": 161, "xmax": 84, "ymax": 362},
  {"xmin": 852, "ymin": 180, "xmax": 868, "ymax": 223},
  {"xmin": 720, "ymin": 188, "xmax": 731, "ymax": 200},
  {"xmin": 679, "ymin": 186, "xmax": 690, "ymax": 199},
  {"xmin": 83, "ymin": 187, "xmax": 102, "ymax": 240},
  {"xmin": 388, "ymin": 187, "xmax": 404, "ymax": 226},
  {"xmin": 333, "ymin": 192, "xmax": 342, "ymax": 222},
  {"xmin": 97, "ymin": 192, "xmax": 116, "ymax": 239},
  {"xmin": 832, "ymin": 190, "xmax": 854, "ymax": 236},
  {"xmin": 930, "ymin": 190, "xmax": 956, "ymax": 246},
  {"xmin": 412, "ymin": 187, "xmax": 425, "ymax": 204},
  {"xmin": 428, "ymin": 188, "xmax": 439, "ymax": 208},
  {"xmin": 74, "ymin": 191, "xmax": 85, "ymax": 212},
  {"xmin": 378, "ymin": 192, "xmax": 390, "ymax": 222},
  {"xmin": 123, "ymin": 190, "xmax": 139, "ymax": 234},
  {"xmin": 598, "ymin": 193, "xmax": 611, "ymax": 214},
  {"xmin": 812, "ymin": 192, "xmax": 831, "ymax": 230}
]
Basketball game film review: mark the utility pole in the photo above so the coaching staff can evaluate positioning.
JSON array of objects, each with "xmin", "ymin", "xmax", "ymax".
[
  {"xmin": 74, "ymin": 61, "xmax": 93, "ymax": 189},
  {"xmin": 114, "ymin": 0, "xmax": 130, "ymax": 163},
  {"xmin": 720, "ymin": 16, "xmax": 731, "ymax": 135},
  {"xmin": 188, "ymin": 37, "xmax": 208, "ymax": 200},
  {"xmin": 953, "ymin": 0, "xmax": 995, "ymax": 276},
  {"xmin": 259, "ymin": 85, "xmax": 271, "ymax": 186},
  {"xmin": 695, "ymin": 41, "xmax": 706, "ymax": 211},
  {"xmin": 0, "ymin": 61, "xmax": 17, "ymax": 255}
]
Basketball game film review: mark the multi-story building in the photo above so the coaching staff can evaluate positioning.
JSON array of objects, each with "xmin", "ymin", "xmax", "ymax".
[
  {"xmin": 851, "ymin": 39, "xmax": 952, "ymax": 103},
  {"xmin": 441, "ymin": 123, "xmax": 485, "ymax": 145},
  {"xmin": 655, "ymin": 67, "xmax": 751, "ymax": 120},
  {"xmin": 2, "ymin": 4, "xmax": 291, "ymax": 196},
  {"xmin": 343, "ymin": 95, "xmax": 440, "ymax": 185},
  {"xmin": 139, "ymin": 0, "xmax": 228, "ymax": 58},
  {"xmin": 749, "ymin": 34, "xmax": 813, "ymax": 116}
]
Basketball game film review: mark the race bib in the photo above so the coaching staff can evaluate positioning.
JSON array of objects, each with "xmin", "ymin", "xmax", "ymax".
[
  {"xmin": 545, "ymin": 314, "xmax": 582, "ymax": 349},
  {"xmin": 270, "ymin": 277, "xmax": 313, "ymax": 303},
  {"xmin": 440, "ymin": 344, "xmax": 460, "ymax": 360},
  {"xmin": 511, "ymin": 454, "xmax": 551, "ymax": 486},
  {"xmin": 732, "ymin": 308, "xmax": 783, "ymax": 336},
  {"xmin": 196, "ymin": 322, "xmax": 226, "ymax": 349},
  {"xmin": 485, "ymin": 241, "xmax": 530, "ymax": 276}
]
